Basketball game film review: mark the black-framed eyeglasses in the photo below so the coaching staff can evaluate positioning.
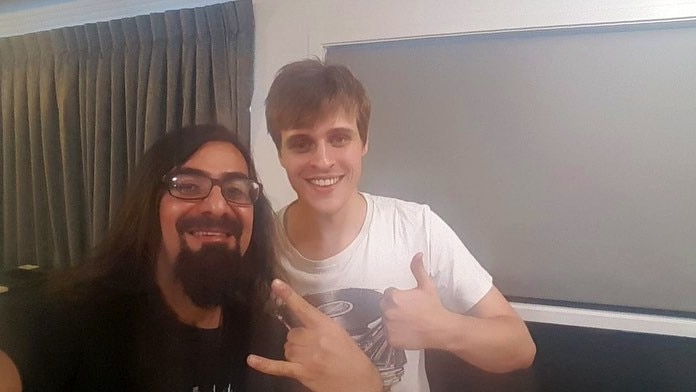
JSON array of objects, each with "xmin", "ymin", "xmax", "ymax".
[{"xmin": 163, "ymin": 169, "xmax": 262, "ymax": 206}]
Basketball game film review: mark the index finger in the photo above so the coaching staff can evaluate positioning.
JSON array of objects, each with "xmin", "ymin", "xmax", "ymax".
[{"xmin": 272, "ymin": 279, "xmax": 328, "ymax": 328}]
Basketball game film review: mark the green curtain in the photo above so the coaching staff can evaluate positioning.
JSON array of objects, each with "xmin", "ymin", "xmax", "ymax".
[{"xmin": 0, "ymin": 0, "xmax": 254, "ymax": 270}]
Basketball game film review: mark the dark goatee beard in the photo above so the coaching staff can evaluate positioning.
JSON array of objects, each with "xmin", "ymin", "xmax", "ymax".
[{"xmin": 174, "ymin": 239, "xmax": 255, "ymax": 309}]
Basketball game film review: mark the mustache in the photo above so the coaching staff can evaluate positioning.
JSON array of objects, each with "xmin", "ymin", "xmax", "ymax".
[{"xmin": 175, "ymin": 215, "xmax": 243, "ymax": 238}]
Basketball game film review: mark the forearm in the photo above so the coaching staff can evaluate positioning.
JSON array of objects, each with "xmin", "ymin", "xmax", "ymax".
[
  {"xmin": 429, "ymin": 311, "xmax": 536, "ymax": 373},
  {"xmin": 380, "ymin": 261, "xmax": 535, "ymax": 373}
]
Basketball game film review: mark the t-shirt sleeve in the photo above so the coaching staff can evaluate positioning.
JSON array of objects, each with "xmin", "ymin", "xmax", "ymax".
[
  {"xmin": 425, "ymin": 207, "xmax": 493, "ymax": 314},
  {"xmin": 0, "ymin": 289, "xmax": 81, "ymax": 390}
]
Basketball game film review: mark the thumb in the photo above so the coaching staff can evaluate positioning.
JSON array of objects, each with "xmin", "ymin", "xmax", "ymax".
[{"xmin": 410, "ymin": 252, "xmax": 433, "ymax": 290}]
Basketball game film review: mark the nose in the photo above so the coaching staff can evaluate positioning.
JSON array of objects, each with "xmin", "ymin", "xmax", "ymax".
[
  {"xmin": 198, "ymin": 184, "xmax": 232, "ymax": 215},
  {"xmin": 310, "ymin": 141, "xmax": 335, "ymax": 169}
]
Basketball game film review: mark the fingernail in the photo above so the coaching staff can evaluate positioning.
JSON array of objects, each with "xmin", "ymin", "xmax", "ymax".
[{"xmin": 272, "ymin": 279, "xmax": 286, "ymax": 289}]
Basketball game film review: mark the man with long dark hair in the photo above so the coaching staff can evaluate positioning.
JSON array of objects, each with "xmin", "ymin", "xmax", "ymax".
[{"xmin": 0, "ymin": 124, "xmax": 381, "ymax": 391}]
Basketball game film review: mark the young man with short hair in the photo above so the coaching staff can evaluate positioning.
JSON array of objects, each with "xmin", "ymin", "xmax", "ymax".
[{"xmin": 265, "ymin": 59, "xmax": 536, "ymax": 391}]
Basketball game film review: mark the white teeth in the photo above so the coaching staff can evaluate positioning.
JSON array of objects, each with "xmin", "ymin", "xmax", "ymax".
[
  {"xmin": 191, "ymin": 231, "xmax": 226, "ymax": 237},
  {"xmin": 309, "ymin": 177, "xmax": 340, "ymax": 187}
]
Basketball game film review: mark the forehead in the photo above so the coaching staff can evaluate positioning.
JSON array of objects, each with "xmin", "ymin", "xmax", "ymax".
[{"xmin": 181, "ymin": 141, "xmax": 249, "ymax": 176}]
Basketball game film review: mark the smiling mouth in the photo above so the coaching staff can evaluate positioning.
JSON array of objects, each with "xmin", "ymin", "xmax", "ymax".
[
  {"xmin": 182, "ymin": 230, "xmax": 238, "ymax": 249},
  {"xmin": 176, "ymin": 216, "xmax": 242, "ymax": 247},
  {"xmin": 185, "ymin": 229, "xmax": 236, "ymax": 241},
  {"xmin": 187, "ymin": 230, "xmax": 235, "ymax": 237},
  {"xmin": 308, "ymin": 176, "xmax": 342, "ymax": 187}
]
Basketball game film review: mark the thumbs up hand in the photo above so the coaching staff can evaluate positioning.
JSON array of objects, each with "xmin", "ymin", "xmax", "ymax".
[
  {"xmin": 247, "ymin": 279, "xmax": 382, "ymax": 392},
  {"xmin": 380, "ymin": 253, "xmax": 448, "ymax": 350}
]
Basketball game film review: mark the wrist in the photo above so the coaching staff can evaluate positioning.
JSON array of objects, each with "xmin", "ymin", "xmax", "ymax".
[{"xmin": 428, "ymin": 309, "xmax": 465, "ymax": 351}]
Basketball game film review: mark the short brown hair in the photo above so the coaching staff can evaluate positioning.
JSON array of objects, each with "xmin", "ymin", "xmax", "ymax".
[{"xmin": 265, "ymin": 58, "xmax": 371, "ymax": 149}]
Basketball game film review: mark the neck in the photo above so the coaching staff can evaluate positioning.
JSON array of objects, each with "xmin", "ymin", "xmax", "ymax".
[
  {"xmin": 155, "ymin": 256, "xmax": 222, "ymax": 329},
  {"xmin": 285, "ymin": 192, "xmax": 367, "ymax": 260}
]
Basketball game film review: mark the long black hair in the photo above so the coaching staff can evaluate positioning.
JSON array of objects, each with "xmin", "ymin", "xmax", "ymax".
[{"xmin": 69, "ymin": 124, "xmax": 276, "ymax": 309}]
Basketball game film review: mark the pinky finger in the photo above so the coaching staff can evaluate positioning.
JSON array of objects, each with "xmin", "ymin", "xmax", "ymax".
[{"xmin": 247, "ymin": 354, "xmax": 303, "ymax": 380}]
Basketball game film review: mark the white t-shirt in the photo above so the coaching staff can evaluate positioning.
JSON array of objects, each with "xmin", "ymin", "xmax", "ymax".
[{"xmin": 276, "ymin": 193, "xmax": 493, "ymax": 391}]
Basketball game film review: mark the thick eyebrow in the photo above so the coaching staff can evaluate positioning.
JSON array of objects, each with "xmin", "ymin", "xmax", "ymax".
[{"xmin": 175, "ymin": 166, "xmax": 250, "ymax": 180}]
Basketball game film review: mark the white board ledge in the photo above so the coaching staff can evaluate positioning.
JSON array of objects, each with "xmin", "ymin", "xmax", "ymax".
[{"xmin": 512, "ymin": 302, "xmax": 696, "ymax": 338}]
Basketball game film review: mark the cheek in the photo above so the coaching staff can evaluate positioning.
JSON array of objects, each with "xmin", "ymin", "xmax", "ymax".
[
  {"xmin": 351, "ymin": 148, "xmax": 365, "ymax": 174},
  {"xmin": 158, "ymin": 197, "xmax": 187, "ymax": 260},
  {"xmin": 354, "ymin": 156, "xmax": 363, "ymax": 176},
  {"xmin": 279, "ymin": 158, "xmax": 306, "ymax": 189},
  {"xmin": 278, "ymin": 150, "xmax": 292, "ymax": 171},
  {"xmin": 279, "ymin": 153, "xmax": 305, "ymax": 174}
]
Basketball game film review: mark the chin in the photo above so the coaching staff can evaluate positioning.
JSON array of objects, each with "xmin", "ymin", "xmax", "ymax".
[{"xmin": 174, "ymin": 240, "xmax": 253, "ymax": 308}]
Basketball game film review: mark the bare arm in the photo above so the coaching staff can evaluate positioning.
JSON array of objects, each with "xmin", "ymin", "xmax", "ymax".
[
  {"xmin": 434, "ymin": 286, "xmax": 535, "ymax": 372},
  {"xmin": 0, "ymin": 350, "xmax": 22, "ymax": 392},
  {"xmin": 381, "ymin": 254, "xmax": 536, "ymax": 373}
]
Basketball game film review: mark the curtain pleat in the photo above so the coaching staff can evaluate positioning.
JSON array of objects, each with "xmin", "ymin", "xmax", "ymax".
[
  {"xmin": 0, "ymin": 0, "xmax": 254, "ymax": 269},
  {"xmin": 180, "ymin": 10, "xmax": 197, "ymax": 129},
  {"xmin": 54, "ymin": 27, "xmax": 85, "ymax": 266}
]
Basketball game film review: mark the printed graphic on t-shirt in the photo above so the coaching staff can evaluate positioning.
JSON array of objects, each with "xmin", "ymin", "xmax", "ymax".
[{"xmin": 279, "ymin": 288, "xmax": 407, "ymax": 387}]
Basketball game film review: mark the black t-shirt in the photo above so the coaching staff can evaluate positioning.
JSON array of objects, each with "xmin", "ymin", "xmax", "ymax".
[{"xmin": 0, "ymin": 281, "xmax": 292, "ymax": 391}]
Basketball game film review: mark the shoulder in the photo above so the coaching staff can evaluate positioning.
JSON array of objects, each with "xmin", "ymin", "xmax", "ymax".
[
  {"xmin": 364, "ymin": 192, "xmax": 431, "ymax": 215},
  {"xmin": 364, "ymin": 193, "xmax": 436, "ymax": 229}
]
